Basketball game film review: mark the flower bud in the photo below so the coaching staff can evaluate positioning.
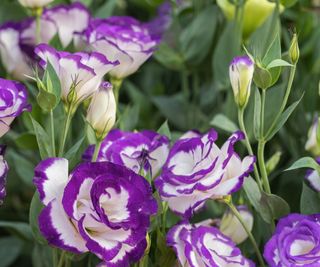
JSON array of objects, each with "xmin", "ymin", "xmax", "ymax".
[
  {"xmin": 18, "ymin": 0, "xmax": 53, "ymax": 8},
  {"xmin": 305, "ymin": 117, "xmax": 320, "ymax": 157},
  {"xmin": 220, "ymin": 205, "xmax": 254, "ymax": 244},
  {"xmin": 229, "ymin": 56, "xmax": 254, "ymax": 108},
  {"xmin": 289, "ymin": 33, "xmax": 299, "ymax": 65},
  {"xmin": 86, "ymin": 82, "xmax": 116, "ymax": 140}
]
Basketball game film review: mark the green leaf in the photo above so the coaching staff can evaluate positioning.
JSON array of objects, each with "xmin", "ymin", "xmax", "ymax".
[
  {"xmin": 210, "ymin": 114, "xmax": 238, "ymax": 133},
  {"xmin": 29, "ymin": 192, "xmax": 47, "ymax": 245},
  {"xmin": 32, "ymin": 244, "xmax": 53, "ymax": 267},
  {"xmin": 266, "ymin": 151, "xmax": 282, "ymax": 175},
  {"xmin": 94, "ymin": 0, "xmax": 117, "ymax": 18},
  {"xmin": 37, "ymin": 89, "xmax": 57, "ymax": 112},
  {"xmin": 266, "ymin": 95, "xmax": 304, "ymax": 140},
  {"xmin": 30, "ymin": 115, "xmax": 52, "ymax": 159},
  {"xmin": 119, "ymin": 104, "xmax": 140, "ymax": 131},
  {"xmin": 0, "ymin": 237, "xmax": 23, "ymax": 267},
  {"xmin": 0, "ymin": 221, "xmax": 32, "ymax": 241},
  {"xmin": 300, "ymin": 183, "xmax": 320, "ymax": 214},
  {"xmin": 44, "ymin": 61, "xmax": 61, "ymax": 100},
  {"xmin": 253, "ymin": 89, "xmax": 261, "ymax": 139},
  {"xmin": 65, "ymin": 136, "xmax": 86, "ymax": 161},
  {"xmin": 180, "ymin": 6, "xmax": 218, "ymax": 65},
  {"xmin": 285, "ymin": 157, "xmax": 320, "ymax": 173},
  {"xmin": 280, "ymin": 0, "xmax": 298, "ymax": 7},
  {"xmin": 14, "ymin": 133, "xmax": 38, "ymax": 150},
  {"xmin": 243, "ymin": 176, "xmax": 263, "ymax": 214},
  {"xmin": 153, "ymin": 43, "xmax": 185, "ymax": 71},
  {"xmin": 267, "ymin": 59, "xmax": 293, "ymax": 69},
  {"xmin": 7, "ymin": 150, "xmax": 34, "ymax": 187},
  {"xmin": 157, "ymin": 121, "xmax": 171, "ymax": 140},
  {"xmin": 253, "ymin": 65, "xmax": 272, "ymax": 90}
]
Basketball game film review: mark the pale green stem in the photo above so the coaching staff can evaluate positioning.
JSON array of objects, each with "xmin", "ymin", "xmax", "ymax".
[
  {"xmin": 225, "ymin": 200, "xmax": 266, "ymax": 267},
  {"xmin": 110, "ymin": 77, "xmax": 123, "ymax": 105},
  {"xmin": 238, "ymin": 108, "xmax": 262, "ymax": 191},
  {"xmin": 258, "ymin": 141, "xmax": 271, "ymax": 194},
  {"xmin": 52, "ymin": 249, "xmax": 58, "ymax": 267},
  {"xmin": 35, "ymin": 8, "xmax": 42, "ymax": 44},
  {"xmin": 265, "ymin": 65, "xmax": 297, "ymax": 139},
  {"xmin": 92, "ymin": 139, "xmax": 102, "ymax": 162},
  {"xmin": 57, "ymin": 251, "xmax": 65, "ymax": 267},
  {"xmin": 162, "ymin": 202, "xmax": 169, "ymax": 233},
  {"xmin": 50, "ymin": 109, "xmax": 56, "ymax": 156},
  {"xmin": 58, "ymin": 107, "xmax": 73, "ymax": 157}
]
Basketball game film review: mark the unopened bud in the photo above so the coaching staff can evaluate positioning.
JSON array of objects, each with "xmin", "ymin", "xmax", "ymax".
[
  {"xmin": 289, "ymin": 33, "xmax": 299, "ymax": 65},
  {"xmin": 229, "ymin": 56, "xmax": 254, "ymax": 108}
]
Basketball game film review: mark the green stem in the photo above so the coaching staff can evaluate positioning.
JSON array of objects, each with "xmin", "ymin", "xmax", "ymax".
[
  {"xmin": 50, "ymin": 109, "xmax": 56, "ymax": 157},
  {"xmin": 92, "ymin": 139, "xmax": 102, "ymax": 162},
  {"xmin": 238, "ymin": 108, "xmax": 262, "ymax": 191},
  {"xmin": 265, "ymin": 65, "xmax": 296, "ymax": 139},
  {"xmin": 35, "ymin": 7, "xmax": 42, "ymax": 44},
  {"xmin": 111, "ymin": 77, "xmax": 123, "ymax": 105},
  {"xmin": 57, "ymin": 251, "xmax": 65, "ymax": 267},
  {"xmin": 52, "ymin": 249, "xmax": 58, "ymax": 267},
  {"xmin": 260, "ymin": 90, "xmax": 266, "ymax": 138},
  {"xmin": 58, "ymin": 107, "xmax": 73, "ymax": 157},
  {"xmin": 162, "ymin": 202, "xmax": 168, "ymax": 233},
  {"xmin": 225, "ymin": 200, "xmax": 266, "ymax": 267},
  {"xmin": 258, "ymin": 141, "xmax": 271, "ymax": 194}
]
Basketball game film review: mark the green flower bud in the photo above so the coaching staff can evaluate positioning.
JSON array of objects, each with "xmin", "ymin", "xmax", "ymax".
[{"xmin": 289, "ymin": 33, "xmax": 299, "ymax": 65}]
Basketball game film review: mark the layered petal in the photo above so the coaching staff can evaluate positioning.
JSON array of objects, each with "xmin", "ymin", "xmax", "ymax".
[{"xmin": 0, "ymin": 146, "xmax": 8, "ymax": 204}]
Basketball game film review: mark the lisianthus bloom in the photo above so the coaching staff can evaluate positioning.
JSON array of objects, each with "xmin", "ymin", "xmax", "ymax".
[
  {"xmin": 18, "ymin": 0, "xmax": 53, "ymax": 8},
  {"xmin": 43, "ymin": 2, "xmax": 90, "ymax": 48},
  {"xmin": 217, "ymin": 0, "xmax": 283, "ymax": 38},
  {"xmin": 167, "ymin": 222, "xmax": 254, "ymax": 267},
  {"xmin": 305, "ymin": 117, "xmax": 320, "ymax": 156},
  {"xmin": 86, "ymin": 82, "xmax": 116, "ymax": 140},
  {"xmin": 264, "ymin": 213, "xmax": 320, "ymax": 267},
  {"xmin": 0, "ymin": 79, "xmax": 31, "ymax": 137},
  {"xmin": 305, "ymin": 158, "xmax": 320, "ymax": 192},
  {"xmin": 220, "ymin": 205, "xmax": 253, "ymax": 244},
  {"xmin": 0, "ymin": 146, "xmax": 8, "ymax": 204},
  {"xmin": 229, "ymin": 56, "xmax": 254, "ymax": 109},
  {"xmin": 0, "ymin": 23, "xmax": 33, "ymax": 80},
  {"xmin": 82, "ymin": 16, "xmax": 159, "ymax": 79},
  {"xmin": 34, "ymin": 158, "xmax": 157, "ymax": 266},
  {"xmin": 35, "ymin": 44, "xmax": 119, "ymax": 105},
  {"xmin": 83, "ymin": 129, "xmax": 170, "ymax": 178},
  {"xmin": 155, "ymin": 129, "xmax": 255, "ymax": 218}
]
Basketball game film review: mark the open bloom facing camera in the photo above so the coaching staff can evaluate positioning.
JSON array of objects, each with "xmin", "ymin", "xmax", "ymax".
[
  {"xmin": 35, "ymin": 44, "xmax": 119, "ymax": 105},
  {"xmin": 229, "ymin": 56, "xmax": 254, "ymax": 109},
  {"xmin": 34, "ymin": 158, "xmax": 157, "ymax": 267},
  {"xmin": 167, "ymin": 222, "xmax": 254, "ymax": 267},
  {"xmin": 264, "ymin": 213, "xmax": 320, "ymax": 267},
  {"xmin": 18, "ymin": 0, "xmax": 53, "ymax": 8},
  {"xmin": 155, "ymin": 129, "xmax": 255, "ymax": 218}
]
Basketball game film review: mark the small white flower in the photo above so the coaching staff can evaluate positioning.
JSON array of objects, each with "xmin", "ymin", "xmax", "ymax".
[{"xmin": 18, "ymin": 0, "xmax": 53, "ymax": 8}]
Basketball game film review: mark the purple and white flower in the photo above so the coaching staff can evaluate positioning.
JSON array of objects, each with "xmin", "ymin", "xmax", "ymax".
[
  {"xmin": 34, "ymin": 158, "xmax": 157, "ymax": 267},
  {"xmin": 0, "ymin": 78, "xmax": 31, "ymax": 137},
  {"xmin": 83, "ymin": 129, "xmax": 170, "ymax": 178},
  {"xmin": 220, "ymin": 205, "xmax": 253, "ymax": 244},
  {"xmin": 82, "ymin": 16, "xmax": 159, "ymax": 79},
  {"xmin": 0, "ymin": 23, "xmax": 33, "ymax": 80},
  {"xmin": 167, "ymin": 222, "xmax": 254, "ymax": 267},
  {"xmin": 43, "ymin": 2, "xmax": 90, "ymax": 48},
  {"xmin": 264, "ymin": 213, "xmax": 320, "ymax": 267},
  {"xmin": 155, "ymin": 129, "xmax": 255, "ymax": 218},
  {"xmin": 229, "ymin": 56, "xmax": 254, "ymax": 108},
  {"xmin": 305, "ymin": 117, "xmax": 320, "ymax": 157},
  {"xmin": 305, "ymin": 158, "xmax": 320, "ymax": 192},
  {"xmin": 35, "ymin": 44, "xmax": 119, "ymax": 104},
  {"xmin": 0, "ymin": 146, "xmax": 8, "ymax": 204}
]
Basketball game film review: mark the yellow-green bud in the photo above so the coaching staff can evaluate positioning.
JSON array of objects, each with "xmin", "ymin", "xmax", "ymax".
[{"xmin": 289, "ymin": 33, "xmax": 299, "ymax": 65}]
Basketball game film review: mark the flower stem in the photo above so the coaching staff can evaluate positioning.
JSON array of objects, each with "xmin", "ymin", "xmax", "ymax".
[
  {"xmin": 52, "ymin": 249, "xmax": 58, "ymax": 267},
  {"xmin": 57, "ymin": 251, "xmax": 65, "ymax": 267},
  {"xmin": 238, "ymin": 108, "xmax": 262, "ymax": 191},
  {"xmin": 92, "ymin": 139, "xmax": 102, "ymax": 162},
  {"xmin": 265, "ymin": 65, "xmax": 296, "ymax": 139},
  {"xmin": 50, "ymin": 109, "xmax": 56, "ymax": 157},
  {"xmin": 162, "ymin": 202, "xmax": 168, "ymax": 233},
  {"xmin": 35, "ymin": 7, "xmax": 42, "ymax": 44},
  {"xmin": 110, "ymin": 77, "xmax": 123, "ymax": 105},
  {"xmin": 224, "ymin": 199, "xmax": 266, "ymax": 267},
  {"xmin": 258, "ymin": 141, "xmax": 271, "ymax": 194},
  {"xmin": 58, "ymin": 107, "xmax": 73, "ymax": 157}
]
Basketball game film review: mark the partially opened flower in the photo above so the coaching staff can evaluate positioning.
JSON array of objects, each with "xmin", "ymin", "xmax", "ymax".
[
  {"xmin": 0, "ymin": 146, "xmax": 9, "ymax": 204},
  {"xmin": 0, "ymin": 78, "xmax": 31, "ymax": 137},
  {"xmin": 264, "ymin": 213, "xmax": 320, "ymax": 267},
  {"xmin": 34, "ymin": 158, "xmax": 157, "ymax": 266},
  {"xmin": 83, "ymin": 129, "xmax": 170, "ymax": 178},
  {"xmin": 305, "ymin": 158, "xmax": 320, "ymax": 192},
  {"xmin": 155, "ymin": 129, "xmax": 255, "ymax": 218},
  {"xmin": 43, "ymin": 2, "xmax": 90, "ymax": 48},
  {"xmin": 220, "ymin": 205, "xmax": 253, "ymax": 244},
  {"xmin": 35, "ymin": 44, "xmax": 119, "ymax": 105},
  {"xmin": 167, "ymin": 222, "xmax": 254, "ymax": 267},
  {"xmin": 18, "ymin": 0, "xmax": 53, "ymax": 8},
  {"xmin": 0, "ymin": 23, "xmax": 33, "ymax": 80},
  {"xmin": 86, "ymin": 82, "xmax": 116, "ymax": 140},
  {"xmin": 305, "ymin": 117, "xmax": 320, "ymax": 157},
  {"xmin": 83, "ymin": 16, "xmax": 159, "ymax": 79}
]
